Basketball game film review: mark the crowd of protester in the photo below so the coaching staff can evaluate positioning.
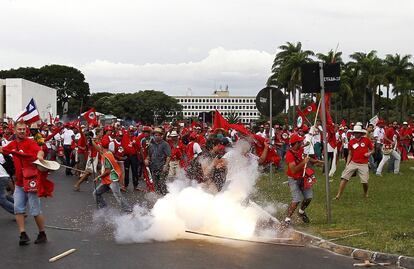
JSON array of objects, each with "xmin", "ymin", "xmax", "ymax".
[{"xmin": 0, "ymin": 115, "xmax": 412, "ymax": 243}]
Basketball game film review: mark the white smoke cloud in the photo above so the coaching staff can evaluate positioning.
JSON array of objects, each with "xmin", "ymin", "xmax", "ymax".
[{"xmin": 95, "ymin": 140, "xmax": 282, "ymax": 243}]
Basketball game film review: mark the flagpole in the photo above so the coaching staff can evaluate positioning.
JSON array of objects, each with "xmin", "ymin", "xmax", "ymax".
[
  {"xmin": 269, "ymin": 87, "xmax": 273, "ymax": 181},
  {"xmin": 319, "ymin": 62, "xmax": 332, "ymax": 224}
]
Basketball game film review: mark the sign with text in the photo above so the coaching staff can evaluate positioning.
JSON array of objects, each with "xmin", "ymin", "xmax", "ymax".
[{"xmin": 301, "ymin": 63, "xmax": 341, "ymax": 93}]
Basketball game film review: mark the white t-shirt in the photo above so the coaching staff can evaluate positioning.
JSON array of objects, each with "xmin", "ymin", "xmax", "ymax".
[
  {"xmin": 193, "ymin": 142, "xmax": 202, "ymax": 157},
  {"xmin": 62, "ymin": 129, "xmax": 75, "ymax": 145},
  {"xmin": 0, "ymin": 154, "xmax": 10, "ymax": 177},
  {"xmin": 341, "ymin": 132, "xmax": 349, "ymax": 149},
  {"xmin": 373, "ymin": 127, "xmax": 385, "ymax": 143},
  {"xmin": 303, "ymin": 133, "xmax": 315, "ymax": 155}
]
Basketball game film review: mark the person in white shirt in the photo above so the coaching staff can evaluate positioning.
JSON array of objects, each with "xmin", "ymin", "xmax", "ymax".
[
  {"xmin": 62, "ymin": 126, "xmax": 75, "ymax": 175},
  {"xmin": 256, "ymin": 125, "xmax": 266, "ymax": 138},
  {"xmin": 0, "ymin": 153, "xmax": 14, "ymax": 215},
  {"xmin": 341, "ymin": 126, "xmax": 349, "ymax": 160}
]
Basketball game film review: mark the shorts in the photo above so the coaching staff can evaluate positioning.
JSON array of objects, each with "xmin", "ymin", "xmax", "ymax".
[
  {"xmin": 341, "ymin": 161, "xmax": 369, "ymax": 183},
  {"xmin": 84, "ymin": 156, "xmax": 99, "ymax": 174},
  {"xmin": 78, "ymin": 153, "xmax": 87, "ymax": 170},
  {"xmin": 288, "ymin": 177, "xmax": 313, "ymax": 203},
  {"xmin": 13, "ymin": 186, "xmax": 42, "ymax": 216}
]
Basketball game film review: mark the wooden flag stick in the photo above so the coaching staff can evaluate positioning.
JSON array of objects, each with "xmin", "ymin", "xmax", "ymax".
[{"xmin": 49, "ymin": 248, "xmax": 77, "ymax": 263}]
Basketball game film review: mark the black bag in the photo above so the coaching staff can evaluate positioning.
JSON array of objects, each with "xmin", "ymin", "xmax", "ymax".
[{"xmin": 1, "ymin": 154, "xmax": 15, "ymax": 177}]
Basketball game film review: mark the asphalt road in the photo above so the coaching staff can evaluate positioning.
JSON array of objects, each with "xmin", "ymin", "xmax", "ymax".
[{"xmin": 0, "ymin": 169, "xmax": 367, "ymax": 269}]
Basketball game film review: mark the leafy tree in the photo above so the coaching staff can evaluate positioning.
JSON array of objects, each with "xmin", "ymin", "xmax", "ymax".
[
  {"xmin": 88, "ymin": 90, "xmax": 182, "ymax": 124},
  {"xmin": 267, "ymin": 41, "xmax": 314, "ymax": 123},
  {"xmin": 0, "ymin": 65, "xmax": 90, "ymax": 115},
  {"xmin": 384, "ymin": 53, "xmax": 413, "ymax": 120},
  {"xmin": 349, "ymin": 51, "xmax": 384, "ymax": 122}
]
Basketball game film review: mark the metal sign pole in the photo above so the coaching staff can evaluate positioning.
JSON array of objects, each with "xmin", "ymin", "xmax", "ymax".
[
  {"xmin": 269, "ymin": 88, "xmax": 273, "ymax": 181},
  {"xmin": 319, "ymin": 62, "xmax": 332, "ymax": 223}
]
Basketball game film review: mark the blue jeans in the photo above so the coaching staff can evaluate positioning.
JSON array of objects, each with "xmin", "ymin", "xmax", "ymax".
[
  {"xmin": 0, "ymin": 176, "xmax": 14, "ymax": 214},
  {"xmin": 14, "ymin": 186, "xmax": 41, "ymax": 216},
  {"xmin": 93, "ymin": 182, "xmax": 131, "ymax": 212}
]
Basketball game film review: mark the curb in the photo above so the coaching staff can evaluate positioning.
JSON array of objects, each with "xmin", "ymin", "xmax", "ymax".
[
  {"xmin": 291, "ymin": 230, "xmax": 414, "ymax": 269},
  {"xmin": 251, "ymin": 201, "xmax": 414, "ymax": 268}
]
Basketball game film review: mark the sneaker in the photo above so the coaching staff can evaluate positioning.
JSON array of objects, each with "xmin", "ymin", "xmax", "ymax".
[
  {"xmin": 19, "ymin": 232, "xmax": 30, "ymax": 246},
  {"xmin": 34, "ymin": 232, "xmax": 47, "ymax": 244},
  {"xmin": 375, "ymin": 173, "xmax": 382, "ymax": 177},
  {"xmin": 298, "ymin": 211, "xmax": 310, "ymax": 224}
]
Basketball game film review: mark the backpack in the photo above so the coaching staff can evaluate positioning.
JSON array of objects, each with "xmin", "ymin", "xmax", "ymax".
[{"xmin": 1, "ymin": 154, "xmax": 15, "ymax": 177}]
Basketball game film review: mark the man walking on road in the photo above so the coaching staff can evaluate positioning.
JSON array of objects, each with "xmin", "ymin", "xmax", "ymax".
[
  {"xmin": 0, "ymin": 121, "xmax": 47, "ymax": 245},
  {"xmin": 145, "ymin": 128, "xmax": 171, "ymax": 195}
]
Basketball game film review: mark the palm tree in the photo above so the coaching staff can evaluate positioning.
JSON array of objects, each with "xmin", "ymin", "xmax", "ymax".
[
  {"xmin": 316, "ymin": 50, "xmax": 343, "ymax": 64},
  {"xmin": 225, "ymin": 111, "xmax": 240, "ymax": 124},
  {"xmin": 316, "ymin": 50, "xmax": 344, "ymax": 121},
  {"xmin": 349, "ymin": 51, "xmax": 383, "ymax": 122},
  {"xmin": 267, "ymin": 42, "xmax": 314, "ymax": 123},
  {"xmin": 384, "ymin": 53, "xmax": 413, "ymax": 121}
]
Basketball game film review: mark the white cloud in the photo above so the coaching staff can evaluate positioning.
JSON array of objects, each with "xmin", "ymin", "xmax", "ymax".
[{"xmin": 79, "ymin": 47, "xmax": 275, "ymax": 95}]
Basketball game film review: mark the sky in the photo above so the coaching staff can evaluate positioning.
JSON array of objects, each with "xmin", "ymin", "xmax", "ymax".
[{"xmin": 0, "ymin": 0, "xmax": 413, "ymax": 96}]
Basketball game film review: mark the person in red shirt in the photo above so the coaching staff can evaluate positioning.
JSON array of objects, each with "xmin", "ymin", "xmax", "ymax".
[
  {"xmin": 399, "ymin": 122, "xmax": 412, "ymax": 159},
  {"xmin": 335, "ymin": 125, "xmax": 373, "ymax": 200},
  {"xmin": 375, "ymin": 121, "xmax": 401, "ymax": 176},
  {"xmin": 74, "ymin": 128, "xmax": 103, "ymax": 191},
  {"xmin": 122, "ymin": 128, "xmax": 140, "ymax": 190},
  {"xmin": 283, "ymin": 134, "xmax": 321, "ymax": 227},
  {"xmin": 0, "ymin": 121, "xmax": 47, "ymax": 245},
  {"xmin": 167, "ymin": 130, "xmax": 184, "ymax": 178}
]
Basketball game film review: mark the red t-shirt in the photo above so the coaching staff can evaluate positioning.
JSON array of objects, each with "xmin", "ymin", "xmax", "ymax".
[
  {"xmin": 349, "ymin": 137, "xmax": 373, "ymax": 164},
  {"xmin": 3, "ymin": 138, "xmax": 41, "ymax": 187},
  {"xmin": 77, "ymin": 133, "xmax": 87, "ymax": 155},
  {"xmin": 384, "ymin": 128, "xmax": 395, "ymax": 145},
  {"xmin": 285, "ymin": 148, "xmax": 304, "ymax": 179},
  {"xmin": 400, "ymin": 127, "xmax": 412, "ymax": 145}
]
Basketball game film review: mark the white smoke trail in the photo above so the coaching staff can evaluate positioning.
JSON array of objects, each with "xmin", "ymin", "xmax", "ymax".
[{"xmin": 96, "ymin": 140, "xmax": 280, "ymax": 243}]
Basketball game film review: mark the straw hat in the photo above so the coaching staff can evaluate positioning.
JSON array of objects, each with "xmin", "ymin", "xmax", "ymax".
[
  {"xmin": 33, "ymin": 159, "xmax": 60, "ymax": 172},
  {"xmin": 351, "ymin": 125, "xmax": 366, "ymax": 134},
  {"xmin": 168, "ymin": 130, "xmax": 179, "ymax": 137},
  {"xmin": 30, "ymin": 122, "xmax": 39, "ymax": 129}
]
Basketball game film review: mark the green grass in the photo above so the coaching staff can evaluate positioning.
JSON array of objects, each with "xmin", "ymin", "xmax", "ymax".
[{"xmin": 254, "ymin": 160, "xmax": 414, "ymax": 257}]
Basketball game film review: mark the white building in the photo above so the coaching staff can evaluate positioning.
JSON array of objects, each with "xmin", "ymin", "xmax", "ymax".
[
  {"xmin": 174, "ymin": 89, "xmax": 260, "ymax": 124},
  {"xmin": 0, "ymin": 78, "xmax": 57, "ymax": 121}
]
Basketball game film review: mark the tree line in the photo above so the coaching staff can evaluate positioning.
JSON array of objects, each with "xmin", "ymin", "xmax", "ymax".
[
  {"xmin": 0, "ymin": 65, "xmax": 182, "ymax": 124},
  {"xmin": 267, "ymin": 42, "xmax": 414, "ymax": 124}
]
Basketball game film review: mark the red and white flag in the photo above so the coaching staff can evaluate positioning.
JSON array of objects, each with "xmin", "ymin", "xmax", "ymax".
[
  {"xmin": 83, "ymin": 108, "xmax": 98, "ymax": 126},
  {"xmin": 14, "ymin": 98, "xmax": 40, "ymax": 124}
]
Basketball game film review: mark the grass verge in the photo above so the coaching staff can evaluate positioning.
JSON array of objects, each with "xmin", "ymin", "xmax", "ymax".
[{"xmin": 254, "ymin": 160, "xmax": 414, "ymax": 257}]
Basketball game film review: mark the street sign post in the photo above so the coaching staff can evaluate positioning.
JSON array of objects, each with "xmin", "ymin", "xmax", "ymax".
[
  {"xmin": 256, "ymin": 87, "xmax": 286, "ymax": 181},
  {"xmin": 301, "ymin": 62, "xmax": 340, "ymax": 224}
]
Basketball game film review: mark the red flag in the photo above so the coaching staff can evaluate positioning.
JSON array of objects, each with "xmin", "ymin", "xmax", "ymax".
[
  {"xmin": 340, "ymin": 119, "xmax": 347, "ymax": 127},
  {"xmin": 298, "ymin": 102, "xmax": 317, "ymax": 118},
  {"xmin": 213, "ymin": 110, "xmax": 229, "ymax": 131},
  {"xmin": 83, "ymin": 108, "xmax": 98, "ymax": 126},
  {"xmin": 303, "ymin": 102, "xmax": 317, "ymax": 116},
  {"xmin": 228, "ymin": 123, "xmax": 250, "ymax": 136}
]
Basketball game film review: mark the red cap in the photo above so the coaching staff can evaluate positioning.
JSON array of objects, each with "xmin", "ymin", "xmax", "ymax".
[
  {"xmin": 142, "ymin": 126, "xmax": 152, "ymax": 132},
  {"xmin": 289, "ymin": 134, "xmax": 304, "ymax": 145}
]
